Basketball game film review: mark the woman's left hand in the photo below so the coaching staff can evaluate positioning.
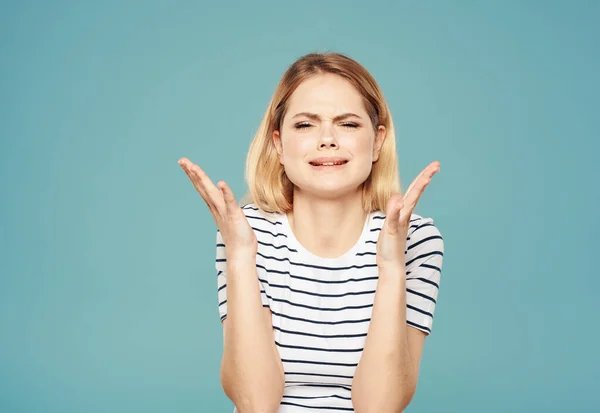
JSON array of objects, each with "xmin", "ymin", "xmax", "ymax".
[{"xmin": 376, "ymin": 161, "xmax": 441, "ymax": 272}]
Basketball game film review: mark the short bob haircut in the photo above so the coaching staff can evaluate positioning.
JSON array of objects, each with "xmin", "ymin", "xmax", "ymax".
[{"xmin": 241, "ymin": 51, "xmax": 401, "ymax": 213}]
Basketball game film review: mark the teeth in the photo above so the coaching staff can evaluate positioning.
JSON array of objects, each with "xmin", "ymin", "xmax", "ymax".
[{"xmin": 313, "ymin": 161, "xmax": 345, "ymax": 166}]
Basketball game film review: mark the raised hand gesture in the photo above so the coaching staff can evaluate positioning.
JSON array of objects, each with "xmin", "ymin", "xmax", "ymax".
[
  {"xmin": 178, "ymin": 158, "xmax": 257, "ymax": 257},
  {"xmin": 376, "ymin": 161, "xmax": 441, "ymax": 272}
]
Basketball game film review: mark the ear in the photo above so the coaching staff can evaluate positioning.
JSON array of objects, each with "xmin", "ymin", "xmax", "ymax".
[
  {"xmin": 372, "ymin": 125, "xmax": 387, "ymax": 162},
  {"xmin": 273, "ymin": 130, "xmax": 284, "ymax": 164}
]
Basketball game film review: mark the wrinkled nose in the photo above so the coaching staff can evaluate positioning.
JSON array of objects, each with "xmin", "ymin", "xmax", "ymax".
[{"xmin": 318, "ymin": 124, "xmax": 338, "ymax": 148}]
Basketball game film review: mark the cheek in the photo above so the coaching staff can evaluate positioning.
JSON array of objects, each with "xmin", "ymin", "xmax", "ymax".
[
  {"xmin": 281, "ymin": 137, "xmax": 311, "ymax": 162},
  {"xmin": 348, "ymin": 135, "xmax": 377, "ymax": 179},
  {"xmin": 348, "ymin": 134, "xmax": 375, "ymax": 160}
]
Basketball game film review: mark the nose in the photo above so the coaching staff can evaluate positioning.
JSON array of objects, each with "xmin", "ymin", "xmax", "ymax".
[
  {"xmin": 319, "ymin": 136, "xmax": 337, "ymax": 149},
  {"xmin": 318, "ymin": 123, "xmax": 338, "ymax": 149}
]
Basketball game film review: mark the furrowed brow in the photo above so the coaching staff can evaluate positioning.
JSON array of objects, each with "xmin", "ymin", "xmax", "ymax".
[{"xmin": 291, "ymin": 112, "xmax": 362, "ymax": 121}]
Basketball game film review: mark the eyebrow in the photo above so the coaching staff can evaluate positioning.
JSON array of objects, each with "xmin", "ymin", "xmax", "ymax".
[{"xmin": 291, "ymin": 112, "xmax": 362, "ymax": 122}]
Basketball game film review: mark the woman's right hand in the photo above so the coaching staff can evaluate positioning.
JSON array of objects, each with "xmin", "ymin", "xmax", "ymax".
[{"xmin": 178, "ymin": 157, "xmax": 257, "ymax": 257}]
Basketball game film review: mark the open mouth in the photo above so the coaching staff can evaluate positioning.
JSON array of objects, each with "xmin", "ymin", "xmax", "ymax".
[{"xmin": 309, "ymin": 160, "xmax": 349, "ymax": 166}]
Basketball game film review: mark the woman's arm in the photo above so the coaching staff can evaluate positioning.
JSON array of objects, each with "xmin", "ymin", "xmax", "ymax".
[
  {"xmin": 351, "ymin": 266, "xmax": 425, "ymax": 413},
  {"xmin": 220, "ymin": 255, "xmax": 285, "ymax": 413},
  {"xmin": 176, "ymin": 158, "xmax": 284, "ymax": 413},
  {"xmin": 353, "ymin": 161, "xmax": 440, "ymax": 413}
]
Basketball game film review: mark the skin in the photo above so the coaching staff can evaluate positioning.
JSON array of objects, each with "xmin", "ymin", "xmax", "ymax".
[
  {"xmin": 272, "ymin": 73, "xmax": 386, "ymax": 259},
  {"xmin": 178, "ymin": 72, "xmax": 441, "ymax": 413},
  {"xmin": 178, "ymin": 158, "xmax": 285, "ymax": 413}
]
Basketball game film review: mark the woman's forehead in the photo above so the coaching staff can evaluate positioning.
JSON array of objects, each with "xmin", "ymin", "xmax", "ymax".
[{"xmin": 286, "ymin": 77, "xmax": 366, "ymax": 117}]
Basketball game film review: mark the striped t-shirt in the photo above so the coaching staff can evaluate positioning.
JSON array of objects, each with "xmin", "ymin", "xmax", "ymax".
[{"xmin": 216, "ymin": 203, "xmax": 444, "ymax": 412}]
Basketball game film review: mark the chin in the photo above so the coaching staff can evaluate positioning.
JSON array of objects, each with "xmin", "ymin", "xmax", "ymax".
[
  {"xmin": 286, "ymin": 168, "xmax": 369, "ymax": 199},
  {"xmin": 296, "ymin": 180, "xmax": 363, "ymax": 200}
]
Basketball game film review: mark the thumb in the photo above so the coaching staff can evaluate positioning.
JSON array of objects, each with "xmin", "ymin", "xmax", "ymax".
[
  {"xmin": 218, "ymin": 181, "xmax": 238, "ymax": 215},
  {"xmin": 385, "ymin": 194, "xmax": 403, "ymax": 235}
]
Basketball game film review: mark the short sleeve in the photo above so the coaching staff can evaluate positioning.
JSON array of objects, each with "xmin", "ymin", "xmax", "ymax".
[
  {"xmin": 216, "ymin": 230, "xmax": 270, "ymax": 322},
  {"xmin": 404, "ymin": 217, "xmax": 444, "ymax": 335}
]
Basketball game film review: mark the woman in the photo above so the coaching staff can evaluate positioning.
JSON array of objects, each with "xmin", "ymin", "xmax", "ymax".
[{"xmin": 179, "ymin": 52, "xmax": 444, "ymax": 413}]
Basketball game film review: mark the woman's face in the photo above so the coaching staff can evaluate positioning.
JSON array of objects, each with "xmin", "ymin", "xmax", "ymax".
[{"xmin": 273, "ymin": 74, "xmax": 386, "ymax": 201}]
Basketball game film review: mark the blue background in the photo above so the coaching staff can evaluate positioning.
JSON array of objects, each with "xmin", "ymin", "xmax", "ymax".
[{"xmin": 1, "ymin": 1, "xmax": 599, "ymax": 412}]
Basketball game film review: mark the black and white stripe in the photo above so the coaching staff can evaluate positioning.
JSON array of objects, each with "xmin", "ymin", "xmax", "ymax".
[{"xmin": 216, "ymin": 204, "xmax": 444, "ymax": 412}]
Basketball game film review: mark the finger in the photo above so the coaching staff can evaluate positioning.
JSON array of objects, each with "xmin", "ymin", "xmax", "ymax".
[
  {"xmin": 178, "ymin": 158, "xmax": 200, "ymax": 180},
  {"xmin": 404, "ymin": 161, "xmax": 440, "ymax": 199},
  {"xmin": 189, "ymin": 163, "xmax": 220, "ymax": 195},
  {"xmin": 403, "ymin": 175, "xmax": 430, "ymax": 209},
  {"xmin": 403, "ymin": 161, "xmax": 440, "ymax": 208},
  {"xmin": 180, "ymin": 161, "xmax": 212, "ymax": 202},
  {"xmin": 385, "ymin": 194, "xmax": 404, "ymax": 235},
  {"xmin": 179, "ymin": 161, "xmax": 205, "ymax": 196},
  {"xmin": 218, "ymin": 181, "xmax": 239, "ymax": 216},
  {"xmin": 179, "ymin": 159, "xmax": 222, "ymax": 214},
  {"xmin": 179, "ymin": 158, "xmax": 201, "ymax": 186},
  {"xmin": 189, "ymin": 165, "xmax": 228, "ymax": 214}
]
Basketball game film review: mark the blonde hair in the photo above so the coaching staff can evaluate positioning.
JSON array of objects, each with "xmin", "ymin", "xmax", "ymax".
[{"xmin": 241, "ymin": 51, "xmax": 401, "ymax": 213}]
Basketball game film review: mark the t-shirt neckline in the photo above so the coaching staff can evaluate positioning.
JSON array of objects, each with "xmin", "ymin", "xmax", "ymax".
[{"xmin": 280, "ymin": 211, "xmax": 374, "ymax": 263}]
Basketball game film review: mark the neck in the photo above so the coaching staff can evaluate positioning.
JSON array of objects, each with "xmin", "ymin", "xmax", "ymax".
[{"xmin": 287, "ymin": 189, "xmax": 367, "ymax": 259}]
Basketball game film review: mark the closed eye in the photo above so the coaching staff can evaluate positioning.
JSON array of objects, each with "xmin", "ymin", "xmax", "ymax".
[{"xmin": 294, "ymin": 122, "xmax": 360, "ymax": 129}]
